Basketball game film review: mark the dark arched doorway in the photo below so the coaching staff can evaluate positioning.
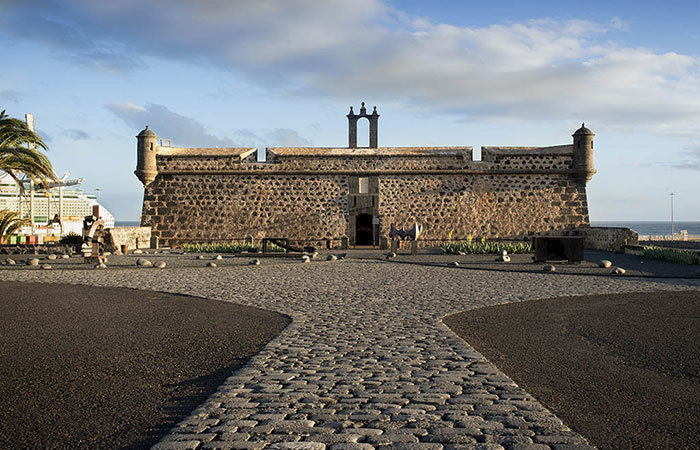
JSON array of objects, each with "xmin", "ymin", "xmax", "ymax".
[{"xmin": 355, "ymin": 213, "xmax": 373, "ymax": 246}]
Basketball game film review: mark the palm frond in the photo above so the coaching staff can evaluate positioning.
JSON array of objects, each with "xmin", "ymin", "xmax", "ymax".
[
  {"xmin": 0, "ymin": 107, "xmax": 56, "ymax": 190},
  {"xmin": 0, "ymin": 209, "xmax": 28, "ymax": 240}
]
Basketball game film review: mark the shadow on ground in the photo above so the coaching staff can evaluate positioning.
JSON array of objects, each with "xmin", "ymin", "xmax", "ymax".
[{"xmin": 0, "ymin": 282, "xmax": 290, "ymax": 450}]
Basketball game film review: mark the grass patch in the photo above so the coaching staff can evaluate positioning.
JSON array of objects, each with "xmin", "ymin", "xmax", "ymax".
[
  {"xmin": 442, "ymin": 238, "xmax": 532, "ymax": 255},
  {"xmin": 641, "ymin": 246, "xmax": 700, "ymax": 265},
  {"xmin": 182, "ymin": 241, "xmax": 285, "ymax": 254}
]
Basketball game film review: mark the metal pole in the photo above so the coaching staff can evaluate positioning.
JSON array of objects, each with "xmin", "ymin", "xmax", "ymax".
[
  {"xmin": 59, "ymin": 186, "xmax": 64, "ymax": 236},
  {"xmin": 29, "ymin": 180, "xmax": 35, "ymax": 235},
  {"xmin": 670, "ymin": 192, "xmax": 675, "ymax": 241}
]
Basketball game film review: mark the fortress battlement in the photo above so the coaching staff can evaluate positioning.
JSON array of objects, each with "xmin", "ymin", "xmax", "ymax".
[{"xmin": 135, "ymin": 105, "xmax": 596, "ymax": 246}]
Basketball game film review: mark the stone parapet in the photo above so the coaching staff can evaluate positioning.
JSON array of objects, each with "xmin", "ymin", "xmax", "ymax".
[{"xmin": 107, "ymin": 227, "xmax": 152, "ymax": 251}]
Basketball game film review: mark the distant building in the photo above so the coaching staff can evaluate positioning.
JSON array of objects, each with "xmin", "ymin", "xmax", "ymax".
[
  {"xmin": 0, "ymin": 173, "xmax": 114, "ymax": 235},
  {"xmin": 135, "ymin": 104, "xmax": 595, "ymax": 247}
]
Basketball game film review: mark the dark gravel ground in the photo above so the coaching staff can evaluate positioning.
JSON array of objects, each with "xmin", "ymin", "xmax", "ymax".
[
  {"xmin": 444, "ymin": 290, "xmax": 700, "ymax": 450},
  {"xmin": 3, "ymin": 248, "xmax": 699, "ymax": 278},
  {"xmin": 0, "ymin": 282, "xmax": 290, "ymax": 450}
]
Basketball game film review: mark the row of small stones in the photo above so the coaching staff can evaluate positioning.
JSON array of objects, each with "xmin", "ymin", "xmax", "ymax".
[
  {"xmin": 131, "ymin": 252, "xmax": 344, "ymax": 269},
  {"xmin": 9, "ymin": 253, "xmax": 685, "ymax": 276},
  {"xmin": 388, "ymin": 250, "xmax": 630, "ymax": 275},
  {"xmin": 4, "ymin": 252, "xmax": 346, "ymax": 270}
]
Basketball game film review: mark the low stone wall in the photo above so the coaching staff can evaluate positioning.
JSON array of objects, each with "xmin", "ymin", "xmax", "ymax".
[
  {"xmin": 0, "ymin": 244, "xmax": 79, "ymax": 255},
  {"xmin": 106, "ymin": 227, "xmax": 152, "ymax": 252},
  {"xmin": 640, "ymin": 240, "xmax": 700, "ymax": 250},
  {"xmin": 577, "ymin": 227, "xmax": 638, "ymax": 252},
  {"xmin": 533, "ymin": 226, "xmax": 638, "ymax": 252}
]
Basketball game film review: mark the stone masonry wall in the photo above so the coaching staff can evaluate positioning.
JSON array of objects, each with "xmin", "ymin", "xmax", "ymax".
[
  {"xmin": 142, "ymin": 174, "xmax": 349, "ymax": 244},
  {"xmin": 378, "ymin": 174, "xmax": 589, "ymax": 242},
  {"xmin": 142, "ymin": 145, "xmax": 591, "ymax": 246},
  {"xmin": 106, "ymin": 226, "xmax": 152, "ymax": 251},
  {"xmin": 578, "ymin": 227, "xmax": 639, "ymax": 252}
]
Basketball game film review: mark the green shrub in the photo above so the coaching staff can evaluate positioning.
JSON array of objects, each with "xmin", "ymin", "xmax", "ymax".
[
  {"xmin": 441, "ymin": 238, "xmax": 532, "ymax": 255},
  {"xmin": 59, "ymin": 232, "xmax": 84, "ymax": 245},
  {"xmin": 641, "ymin": 246, "xmax": 699, "ymax": 265},
  {"xmin": 182, "ymin": 241, "xmax": 285, "ymax": 254}
]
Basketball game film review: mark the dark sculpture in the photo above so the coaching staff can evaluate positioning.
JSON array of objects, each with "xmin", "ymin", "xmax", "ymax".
[{"xmin": 389, "ymin": 223, "xmax": 423, "ymax": 241}]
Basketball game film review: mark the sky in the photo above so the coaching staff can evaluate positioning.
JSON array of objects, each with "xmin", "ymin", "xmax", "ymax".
[{"xmin": 1, "ymin": 0, "xmax": 699, "ymax": 222}]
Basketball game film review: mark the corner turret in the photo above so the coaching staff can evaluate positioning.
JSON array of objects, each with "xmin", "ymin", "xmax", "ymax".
[
  {"xmin": 135, "ymin": 126, "xmax": 158, "ymax": 186},
  {"xmin": 572, "ymin": 123, "xmax": 596, "ymax": 183}
]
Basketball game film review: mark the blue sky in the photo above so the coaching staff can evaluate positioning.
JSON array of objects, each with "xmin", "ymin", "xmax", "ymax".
[{"xmin": 1, "ymin": 0, "xmax": 699, "ymax": 221}]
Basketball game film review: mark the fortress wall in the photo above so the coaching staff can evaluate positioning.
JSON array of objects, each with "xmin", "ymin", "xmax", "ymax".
[
  {"xmin": 156, "ymin": 155, "xmax": 245, "ymax": 171},
  {"xmin": 269, "ymin": 155, "xmax": 471, "ymax": 172},
  {"xmin": 378, "ymin": 174, "xmax": 589, "ymax": 241},
  {"xmin": 154, "ymin": 148, "xmax": 574, "ymax": 174},
  {"xmin": 143, "ymin": 145, "xmax": 590, "ymax": 246},
  {"xmin": 142, "ymin": 171, "xmax": 589, "ymax": 246},
  {"xmin": 155, "ymin": 155, "xmax": 473, "ymax": 173},
  {"xmin": 481, "ymin": 145, "xmax": 574, "ymax": 170},
  {"xmin": 142, "ymin": 173, "xmax": 349, "ymax": 243}
]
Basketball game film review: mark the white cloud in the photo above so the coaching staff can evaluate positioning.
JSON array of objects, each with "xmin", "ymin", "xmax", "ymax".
[
  {"xmin": 5, "ymin": 1, "xmax": 700, "ymax": 137},
  {"xmin": 1, "ymin": 89, "xmax": 23, "ymax": 103},
  {"xmin": 107, "ymin": 102, "xmax": 312, "ymax": 148},
  {"xmin": 62, "ymin": 129, "xmax": 90, "ymax": 140},
  {"xmin": 107, "ymin": 102, "xmax": 236, "ymax": 147}
]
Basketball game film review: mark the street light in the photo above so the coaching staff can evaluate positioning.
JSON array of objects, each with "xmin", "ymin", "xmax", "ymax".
[{"xmin": 670, "ymin": 192, "xmax": 675, "ymax": 240}]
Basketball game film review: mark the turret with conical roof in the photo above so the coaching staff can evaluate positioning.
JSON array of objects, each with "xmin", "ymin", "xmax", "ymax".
[
  {"xmin": 572, "ymin": 123, "xmax": 596, "ymax": 183},
  {"xmin": 135, "ymin": 125, "xmax": 158, "ymax": 186}
]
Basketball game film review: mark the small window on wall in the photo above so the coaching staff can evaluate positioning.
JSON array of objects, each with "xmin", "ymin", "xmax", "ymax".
[{"xmin": 359, "ymin": 177, "xmax": 369, "ymax": 194}]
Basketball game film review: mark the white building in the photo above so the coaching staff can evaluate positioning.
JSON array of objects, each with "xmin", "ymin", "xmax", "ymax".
[{"xmin": 0, "ymin": 173, "xmax": 114, "ymax": 236}]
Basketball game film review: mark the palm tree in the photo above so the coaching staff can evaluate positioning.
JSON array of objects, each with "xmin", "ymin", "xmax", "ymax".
[
  {"xmin": 0, "ymin": 209, "xmax": 28, "ymax": 243},
  {"xmin": 0, "ymin": 107, "xmax": 55, "ymax": 189}
]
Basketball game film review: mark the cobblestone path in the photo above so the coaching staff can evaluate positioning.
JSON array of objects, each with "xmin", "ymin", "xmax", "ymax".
[{"xmin": 2, "ymin": 261, "xmax": 697, "ymax": 449}]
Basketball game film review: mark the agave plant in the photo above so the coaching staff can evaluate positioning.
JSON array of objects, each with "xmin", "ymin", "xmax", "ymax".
[
  {"xmin": 0, "ymin": 209, "xmax": 28, "ymax": 243},
  {"xmin": 0, "ymin": 108, "xmax": 56, "ymax": 189}
]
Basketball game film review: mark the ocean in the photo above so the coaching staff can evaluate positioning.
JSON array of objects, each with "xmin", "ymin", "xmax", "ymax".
[
  {"xmin": 590, "ymin": 221, "xmax": 700, "ymax": 236},
  {"xmin": 115, "ymin": 221, "xmax": 140, "ymax": 227}
]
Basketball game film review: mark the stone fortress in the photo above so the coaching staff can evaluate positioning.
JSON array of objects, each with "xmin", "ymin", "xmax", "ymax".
[{"xmin": 135, "ymin": 103, "xmax": 597, "ymax": 248}]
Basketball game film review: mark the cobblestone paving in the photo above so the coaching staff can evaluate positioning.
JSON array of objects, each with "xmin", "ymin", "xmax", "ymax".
[{"xmin": 2, "ymin": 260, "xmax": 698, "ymax": 449}]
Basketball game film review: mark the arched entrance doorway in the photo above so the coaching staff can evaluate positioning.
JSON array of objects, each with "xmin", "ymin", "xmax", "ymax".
[{"xmin": 355, "ymin": 213, "xmax": 373, "ymax": 246}]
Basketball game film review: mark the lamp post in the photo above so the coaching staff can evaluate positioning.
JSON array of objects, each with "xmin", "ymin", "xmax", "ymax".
[{"xmin": 670, "ymin": 192, "xmax": 675, "ymax": 241}]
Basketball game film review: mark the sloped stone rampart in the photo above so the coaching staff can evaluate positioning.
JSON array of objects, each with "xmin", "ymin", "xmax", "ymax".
[
  {"xmin": 378, "ymin": 175, "xmax": 589, "ymax": 242},
  {"xmin": 143, "ymin": 174, "xmax": 349, "ymax": 243},
  {"xmin": 142, "ymin": 170, "xmax": 589, "ymax": 247}
]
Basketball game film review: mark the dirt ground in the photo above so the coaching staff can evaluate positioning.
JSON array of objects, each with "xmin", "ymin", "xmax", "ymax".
[
  {"xmin": 0, "ymin": 282, "xmax": 290, "ymax": 449},
  {"xmin": 445, "ymin": 290, "xmax": 700, "ymax": 450}
]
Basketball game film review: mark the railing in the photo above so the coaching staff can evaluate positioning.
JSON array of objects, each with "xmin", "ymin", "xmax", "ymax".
[{"xmin": 639, "ymin": 230, "xmax": 700, "ymax": 241}]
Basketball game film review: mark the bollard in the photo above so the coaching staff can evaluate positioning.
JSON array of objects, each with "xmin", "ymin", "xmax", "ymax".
[{"xmin": 390, "ymin": 239, "xmax": 398, "ymax": 254}]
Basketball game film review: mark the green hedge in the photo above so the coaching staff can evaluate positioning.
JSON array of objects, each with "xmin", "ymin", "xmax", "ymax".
[
  {"xmin": 641, "ymin": 246, "xmax": 700, "ymax": 265},
  {"xmin": 441, "ymin": 240, "xmax": 532, "ymax": 255},
  {"xmin": 182, "ymin": 241, "xmax": 285, "ymax": 254}
]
